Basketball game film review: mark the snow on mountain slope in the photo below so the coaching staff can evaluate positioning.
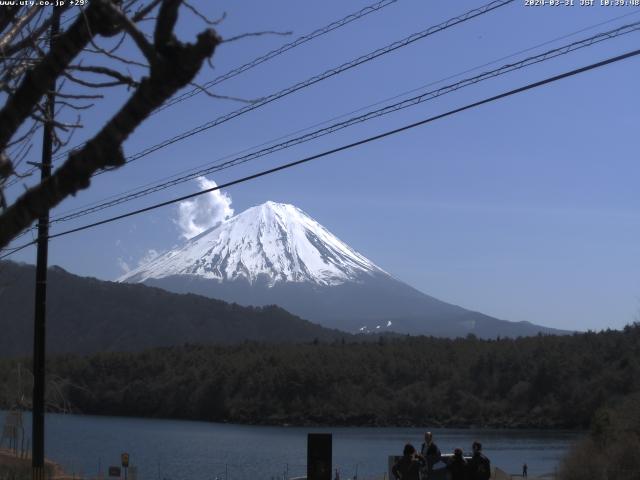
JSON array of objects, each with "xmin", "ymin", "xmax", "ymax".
[
  {"xmin": 119, "ymin": 202, "xmax": 386, "ymax": 286},
  {"xmin": 118, "ymin": 201, "xmax": 569, "ymax": 338}
]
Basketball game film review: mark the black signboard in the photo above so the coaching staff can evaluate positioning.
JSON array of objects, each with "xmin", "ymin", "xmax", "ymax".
[{"xmin": 307, "ymin": 433, "xmax": 332, "ymax": 480}]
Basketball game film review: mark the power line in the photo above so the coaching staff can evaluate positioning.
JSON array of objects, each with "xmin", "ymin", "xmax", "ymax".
[
  {"xmin": 6, "ymin": 0, "xmax": 510, "ymax": 191},
  {"xmin": 44, "ymin": 9, "xmax": 640, "ymax": 225},
  {"xmin": 4, "ymin": 17, "xmax": 635, "ymax": 245},
  {"xmin": 154, "ymin": 0, "xmax": 401, "ymax": 114},
  {"xmin": 3, "ymin": 46, "xmax": 638, "ymax": 259},
  {"xmin": 3, "ymin": 0, "xmax": 513, "ymax": 240},
  {"xmin": 34, "ymin": 0, "xmax": 401, "ymax": 170},
  {"xmin": 1, "ymin": 241, "xmax": 33, "ymax": 258},
  {"xmin": 13, "ymin": 5, "xmax": 638, "ymax": 201},
  {"xmin": 38, "ymin": 21, "xmax": 640, "ymax": 226},
  {"xmin": 2, "ymin": 11, "xmax": 95, "ymax": 187},
  {"xmin": 9, "ymin": 0, "xmax": 507, "ymax": 187},
  {"xmin": 109, "ymin": 0, "xmax": 514, "ymax": 171},
  {"xmin": 6, "ymin": 15, "xmax": 638, "ymax": 246},
  {"xmin": 3, "ymin": 0, "xmax": 509, "ymax": 197}
]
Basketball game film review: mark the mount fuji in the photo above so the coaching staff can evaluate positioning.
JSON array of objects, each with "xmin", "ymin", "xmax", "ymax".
[{"xmin": 119, "ymin": 201, "xmax": 565, "ymax": 338}]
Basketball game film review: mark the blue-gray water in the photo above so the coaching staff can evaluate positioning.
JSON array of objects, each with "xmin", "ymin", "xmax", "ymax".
[{"xmin": 0, "ymin": 411, "xmax": 581, "ymax": 480}]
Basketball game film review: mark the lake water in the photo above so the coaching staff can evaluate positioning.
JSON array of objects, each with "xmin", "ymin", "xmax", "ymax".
[{"xmin": 0, "ymin": 411, "xmax": 581, "ymax": 480}]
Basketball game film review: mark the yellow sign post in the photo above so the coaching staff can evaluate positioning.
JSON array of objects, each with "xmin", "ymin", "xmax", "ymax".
[{"xmin": 121, "ymin": 453, "xmax": 130, "ymax": 480}]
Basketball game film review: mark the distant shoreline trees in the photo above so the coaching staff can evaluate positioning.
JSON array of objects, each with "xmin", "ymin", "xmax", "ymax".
[
  {"xmin": 1, "ymin": 324, "xmax": 639, "ymax": 429},
  {"xmin": 558, "ymin": 392, "xmax": 640, "ymax": 480}
]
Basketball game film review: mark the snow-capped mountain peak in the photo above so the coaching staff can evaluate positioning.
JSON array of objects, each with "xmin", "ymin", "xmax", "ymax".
[{"xmin": 119, "ymin": 201, "xmax": 386, "ymax": 286}]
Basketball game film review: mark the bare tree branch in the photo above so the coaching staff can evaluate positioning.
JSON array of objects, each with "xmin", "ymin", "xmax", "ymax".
[
  {"xmin": 183, "ymin": 1, "xmax": 226, "ymax": 26},
  {"xmin": 131, "ymin": 0, "xmax": 163, "ymax": 22},
  {"xmin": 30, "ymin": 110, "xmax": 81, "ymax": 131},
  {"xmin": 154, "ymin": 0, "xmax": 180, "ymax": 47},
  {"xmin": 2, "ymin": 10, "xmax": 57, "ymax": 57},
  {"xmin": 56, "ymin": 99, "xmax": 95, "ymax": 111},
  {"xmin": 52, "ymin": 116, "xmax": 81, "ymax": 152},
  {"xmin": 70, "ymin": 64, "xmax": 139, "ymax": 87},
  {"xmin": 62, "ymin": 69, "xmax": 138, "ymax": 89},
  {"xmin": 0, "ymin": 152, "xmax": 12, "ymax": 182},
  {"xmin": 104, "ymin": 1, "xmax": 158, "ymax": 66},
  {"xmin": 0, "ymin": 0, "xmax": 122, "ymax": 151},
  {"xmin": 84, "ymin": 40, "xmax": 149, "ymax": 68},
  {"xmin": 0, "ymin": 6, "xmax": 21, "ymax": 37},
  {"xmin": 12, "ymin": 143, "xmax": 33, "ymax": 170},
  {"xmin": 223, "ymin": 30, "xmax": 292, "ymax": 43},
  {"xmin": 0, "ymin": 16, "xmax": 221, "ymax": 248},
  {"xmin": 189, "ymin": 81, "xmax": 256, "ymax": 104},
  {"xmin": 54, "ymin": 91, "xmax": 104, "ymax": 100},
  {"xmin": 6, "ymin": 119, "xmax": 40, "ymax": 148},
  {"xmin": 0, "ymin": 6, "xmax": 40, "ymax": 53},
  {"xmin": 105, "ymin": 30, "xmax": 127, "ymax": 54}
]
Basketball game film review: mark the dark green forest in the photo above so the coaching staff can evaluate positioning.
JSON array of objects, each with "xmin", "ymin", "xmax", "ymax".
[
  {"xmin": 0, "ymin": 261, "xmax": 347, "ymax": 357},
  {"xmin": 1, "ymin": 325, "xmax": 639, "ymax": 428},
  {"xmin": 558, "ymin": 392, "xmax": 640, "ymax": 480}
]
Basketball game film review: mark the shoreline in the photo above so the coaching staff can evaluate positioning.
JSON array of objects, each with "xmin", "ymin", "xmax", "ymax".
[
  {"xmin": 0, "ymin": 412, "xmax": 575, "ymax": 480},
  {"xmin": 2, "ymin": 408, "xmax": 586, "ymax": 432},
  {"xmin": 0, "ymin": 447, "xmax": 69, "ymax": 479}
]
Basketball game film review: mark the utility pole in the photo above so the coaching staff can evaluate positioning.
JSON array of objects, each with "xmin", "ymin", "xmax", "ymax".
[{"xmin": 32, "ymin": 8, "xmax": 59, "ymax": 480}]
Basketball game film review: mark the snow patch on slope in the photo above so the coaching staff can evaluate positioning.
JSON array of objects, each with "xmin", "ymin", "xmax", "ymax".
[{"xmin": 119, "ymin": 202, "xmax": 386, "ymax": 286}]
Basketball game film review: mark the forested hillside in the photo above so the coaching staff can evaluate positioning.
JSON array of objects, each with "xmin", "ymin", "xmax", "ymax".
[
  {"xmin": 2, "ymin": 326, "xmax": 638, "ymax": 428},
  {"xmin": 0, "ymin": 261, "xmax": 348, "ymax": 356},
  {"xmin": 558, "ymin": 392, "xmax": 640, "ymax": 480}
]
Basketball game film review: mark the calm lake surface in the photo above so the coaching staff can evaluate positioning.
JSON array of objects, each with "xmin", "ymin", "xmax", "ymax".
[{"xmin": 0, "ymin": 411, "xmax": 581, "ymax": 480}]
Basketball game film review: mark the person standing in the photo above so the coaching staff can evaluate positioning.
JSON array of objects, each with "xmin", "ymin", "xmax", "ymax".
[
  {"xmin": 392, "ymin": 444, "xmax": 423, "ymax": 480},
  {"xmin": 447, "ymin": 448, "xmax": 468, "ymax": 480},
  {"xmin": 522, "ymin": 463, "xmax": 528, "ymax": 478},
  {"xmin": 420, "ymin": 432, "xmax": 441, "ymax": 479},
  {"xmin": 467, "ymin": 441, "xmax": 491, "ymax": 480}
]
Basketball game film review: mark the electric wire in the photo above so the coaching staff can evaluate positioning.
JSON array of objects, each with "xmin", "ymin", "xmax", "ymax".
[
  {"xmin": 2, "ymin": 46, "xmax": 639, "ymax": 259},
  {"xmin": 5, "ymin": 6, "xmax": 637, "ymax": 244},
  {"xmin": 154, "ymin": 0, "xmax": 401, "ymax": 114},
  {"xmin": 2, "ymin": 10, "xmax": 100, "ymax": 186},
  {"xmin": 3, "ymin": 0, "xmax": 514, "ymax": 243},
  {"xmin": 18, "ymin": 0, "xmax": 511, "ymax": 183},
  {"xmin": 38, "ymin": 21, "xmax": 640, "ymax": 226},
  {"xmin": 45, "ymin": 8, "xmax": 640, "ymax": 224},
  {"xmin": 108, "ymin": 0, "xmax": 514, "ymax": 171},
  {"xmin": 5, "ymin": 0, "xmax": 512, "ymax": 192},
  {"xmin": 36, "ymin": 0, "xmax": 401, "ymax": 169},
  {"xmin": 5, "ymin": 17, "xmax": 638, "ymax": 244}
]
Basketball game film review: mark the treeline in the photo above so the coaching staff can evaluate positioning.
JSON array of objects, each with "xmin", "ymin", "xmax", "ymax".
[
  {"xmin": 1, "ymin": 325, "xmax": 640, "ymax": 428},
  {"xmin": 0, "ymin": 261, "xmax": 346, "ymax": 357},
  {"xmin": 558, "ymin": 392, "xmax": 640, "ymax": 480}
]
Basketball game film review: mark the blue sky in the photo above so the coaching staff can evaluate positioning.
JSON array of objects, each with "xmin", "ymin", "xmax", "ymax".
[{"xmin": 5, "ymin": 0, "xmax": 640, "ymax": 331}]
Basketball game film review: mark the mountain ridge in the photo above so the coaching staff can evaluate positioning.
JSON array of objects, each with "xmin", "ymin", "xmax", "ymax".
[
  {"xmin": 121, "ymin": 201, "xmax": 568, "ymax": 338},
  {"xmin": 120, "ymin": 201, "xmax": 386, "ymax": 286},
  {"xmin": 0, "ymin": 260, "xmax": 350, "ymax": 357}
]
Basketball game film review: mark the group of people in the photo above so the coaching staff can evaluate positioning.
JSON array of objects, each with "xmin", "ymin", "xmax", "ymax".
[{"xmin": 391, "ymin": 432, "xmax": 491, "ymax": 480}]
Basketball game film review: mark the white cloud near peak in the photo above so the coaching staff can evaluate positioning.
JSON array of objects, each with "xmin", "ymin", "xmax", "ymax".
[
  {"xmin": 138, "ymin": 249, "xmax": 159, "ymax": 267},
  {"xmin": 117, "ymin": 257, "xmax": 131, "ymax": 273},
  {"xmin": 175, "ymin": 177, "xmax": 233, "ymax": 239}
]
